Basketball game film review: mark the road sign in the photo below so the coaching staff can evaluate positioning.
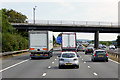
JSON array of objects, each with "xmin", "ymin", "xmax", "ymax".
[{"xmin": 57, "ymin": 37, "xmax": 62, "ymax": 44}]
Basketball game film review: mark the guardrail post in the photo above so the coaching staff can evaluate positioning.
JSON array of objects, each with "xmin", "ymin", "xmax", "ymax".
[
  {"xmin": 86, "ymin": 21, "xmax": 88, "ymax": 25},
  {"xmin": 47, "ymin": 20, "xmax": 49, "ymax": 25},
  {"xmin": 111, "ymin": 22, "xmax": 112, "ymax": 27},
  {"xmin": 99, "ymin": 22, "xmax": 100, "ymax": 26},
  {"xmin": 61, "ymin": 20, "xmax": 62, "ymax": 25},
  {"xmin": 73, "ymin": 21, "xmax": 75, "ymax": 25}
]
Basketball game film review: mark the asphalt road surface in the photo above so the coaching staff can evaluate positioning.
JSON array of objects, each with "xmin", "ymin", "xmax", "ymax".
[{"xmin": 1, "ymin": 48, "xmax": 119, "ymax": 79}]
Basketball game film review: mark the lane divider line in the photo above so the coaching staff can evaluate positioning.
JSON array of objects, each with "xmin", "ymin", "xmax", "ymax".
[
  {"xmin": 84, "ymin": 62, "xmax": 86, "ymax": 63},
  {"xmin": 82, "ymin": 59, "xmax": 83, "ymax": 61},
  {"xmin": 52, "ymin": 62, "xmax": 54, "ymax": 64},
  {"xmin": 88, "ymin": 66, "xmax": 91, "ymax": 69},
  {"xmin": 0, "ymin": 59, "xmax": 29, "ymax": 72},
  {"xmin": 48, "ymin": 66, "xmax": 51, "ymax": 69},
  {"xmin": 42, "ymin": 73, "xmax": 47, "ymax": 77},
  {"xmin": 93, "ymin": 72, "xmax": 98, "ymax": 76},
  {"xmin": 55, "ymin": 59, "xmax": 57, "ymax": 61}
]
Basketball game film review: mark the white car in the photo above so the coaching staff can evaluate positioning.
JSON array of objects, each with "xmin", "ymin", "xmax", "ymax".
[
  {"xmin": 109, "ymin": 45, "xmax": 115, "ymax": 49},
  {"xmin": 58, "ymin": 52, "xmax": 79, "ymax": 69}
]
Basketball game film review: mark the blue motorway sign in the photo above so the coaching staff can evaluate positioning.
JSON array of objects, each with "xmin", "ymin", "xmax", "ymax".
[{"xmin": 57, "ymin": 37, "xmax": 62, "ymax": 44}]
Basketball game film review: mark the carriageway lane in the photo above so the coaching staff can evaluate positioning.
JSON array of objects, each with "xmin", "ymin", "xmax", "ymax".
[
  {"xmin": 2, "ymin": 52, "xmax": 30, "ymax": 69},
  {"xmin": 45, "ymin": 52, "xmax": 97, "ymax": 78},
  {"xmin": 2, "ymin": 51, "xmax": 118, "ymax": 78},
  {"xmin": 42, "ymin": 51, "xmax": 118, "ymax": 78},
  {"xmin": 78, "ymin": 52, "xmax": 118, "ymax": 78},
  {"xmin": 2, "ymin": 51, "xmax": 58, "ymax": 78}
]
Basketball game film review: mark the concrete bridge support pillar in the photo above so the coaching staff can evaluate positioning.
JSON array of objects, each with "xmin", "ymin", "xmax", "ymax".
[{"xmin": 94, "ymin": 31, "xmax": 99, "ymax": 49}]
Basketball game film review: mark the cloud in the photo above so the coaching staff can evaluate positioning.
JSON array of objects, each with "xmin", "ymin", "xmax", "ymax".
[{"xmin": 55, "ymin": 0, "xmax": 75, "ymax": 10}]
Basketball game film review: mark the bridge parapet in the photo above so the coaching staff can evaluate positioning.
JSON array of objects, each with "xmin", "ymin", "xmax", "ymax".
[{"xmin": 11, "ymin": 20, "xmax": 118, "ymax": 28}]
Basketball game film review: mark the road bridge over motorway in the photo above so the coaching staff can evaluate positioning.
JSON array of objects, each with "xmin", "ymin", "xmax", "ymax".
[{"xmin": 11, "ymin": 20, "xmax": 119, "ymax": 49}]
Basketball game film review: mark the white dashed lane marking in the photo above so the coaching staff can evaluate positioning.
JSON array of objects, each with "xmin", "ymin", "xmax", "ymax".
[
  {"xmin": 84, "ymin": 62, "xmax": 86, "ymax": 63},
  {"xmin": 52, "ymin": 62, "xmax": 54, "ymax": 64},
  {"xmin": 48, "ymin": 66, "xmax": 51, "ymax": 69},
  {"xmin": 93, "ymin": 73, "xmax": 98, "ymax": 76},
  {"xmin": 88, "ymin": 66, "xmax": 91, "ymax": 69},
  {"xmin": 42, "ymin": 73, "xmax": 47, "ymax": 77}
]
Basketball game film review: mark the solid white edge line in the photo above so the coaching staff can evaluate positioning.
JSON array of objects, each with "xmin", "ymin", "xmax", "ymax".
[
  {"xmin": 93, "ymin": 73, "xmax": 98, "ymax": 76},
  {"xmin": 42, "ymin": 73, "xmax": 47, "ymax": 77},
  {"xmin": 0, "ymin": 59, "xmax": 29, "ymax": 72},
  {"xmin": 108, "ymin": 58, "xmax": 119, "ymax": 64}
]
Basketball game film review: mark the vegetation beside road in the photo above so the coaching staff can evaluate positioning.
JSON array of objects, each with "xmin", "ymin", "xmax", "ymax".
[{"xmin": 1, "ymin": 9, "xmax": 28, "ymax": 52}]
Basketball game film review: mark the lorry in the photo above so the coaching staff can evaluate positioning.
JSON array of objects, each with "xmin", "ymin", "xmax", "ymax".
[
  {"xmin": 29, "ymin": 31, "xmax": 53, "ymax": 59},
  {"xmin": 61, "ymin": 33, "xmax": 77, "ymax": 52}
]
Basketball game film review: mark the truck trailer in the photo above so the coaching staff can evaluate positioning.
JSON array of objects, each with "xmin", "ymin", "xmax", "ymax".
[
  {"xmin": 29, "ymin": 31, "xmax": 53, "ymax": 59},
  {"xmin": 61, "ymin": 33, "xmax": 77, "ymax": 52}
]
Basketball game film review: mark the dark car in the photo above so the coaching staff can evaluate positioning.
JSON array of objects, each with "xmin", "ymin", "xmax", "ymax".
[
  {"xmin": 77, "ymin": 45, "xmax": 85, "ymax": 52},
  {"xmin": 85, "ymin": 47, "xmax": 94, "ymax": 54},
  {"xmin": 91, "ymin": 50, "xmax": 108, "ymax": 62}
]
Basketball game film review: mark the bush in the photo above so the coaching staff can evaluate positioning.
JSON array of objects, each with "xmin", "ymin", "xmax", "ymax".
[{"xmin": 2, "ymin": 9, "xmax": 29, "ymax": 52}]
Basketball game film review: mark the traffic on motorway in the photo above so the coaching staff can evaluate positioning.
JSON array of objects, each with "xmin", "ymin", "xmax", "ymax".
[
  {"xmin": 29, "ymin": 31, "xmax": 117, "ymax": 69},
  {"xmin": 2, "ymin": 31, "xmax": 118, "ymax": 78}
]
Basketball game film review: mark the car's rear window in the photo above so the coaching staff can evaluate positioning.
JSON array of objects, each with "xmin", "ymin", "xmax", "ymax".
[
  {"xmin": 96, "ymin": 51, "xmax": 106, "ymax": 55},
  {"xmin": 62, "ymin": 53, "xmax": 75, "ymax": 58},
  {"xmin": 87, "ymin": 47, "xmax": 93, "ymax": 49},
  {"xmin": 78, "ymin": 46, "xmax": 83, "ymax": 48}
]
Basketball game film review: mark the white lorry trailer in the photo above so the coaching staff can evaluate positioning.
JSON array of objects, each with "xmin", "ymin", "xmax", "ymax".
[
  {"xmin": 29, "ymin": 31, "xmax": 53, "ymax": 59},
  {"xmin": 61, "ymin": 33, "xmax": 77, "ymax": 52}
]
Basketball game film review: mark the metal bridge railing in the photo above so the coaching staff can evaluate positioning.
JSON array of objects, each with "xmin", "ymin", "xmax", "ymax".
[{"xmin": 12, "ymin": 20, "xmax": 118, "ymax": 27}]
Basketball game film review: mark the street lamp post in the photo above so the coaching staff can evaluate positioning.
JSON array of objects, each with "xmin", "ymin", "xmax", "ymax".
[{"xmin": 33, "ymin": 6, "xmax": 37, "ymax": 24}]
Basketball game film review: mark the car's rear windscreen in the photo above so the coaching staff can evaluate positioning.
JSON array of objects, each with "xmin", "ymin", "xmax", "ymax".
[
  {"xmin": 96, "ymin": 51, "xmax": 106, "ymax": 55},
  {"xmin": 62, "ymin": 53, "xmax": 75, "ymax": 58}
]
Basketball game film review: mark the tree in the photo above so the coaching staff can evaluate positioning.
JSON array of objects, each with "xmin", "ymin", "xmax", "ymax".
[
  {"xmin": 1, "ymin": 8, "xmax": 28, "ymax": 52},
  {"xmin": 58, "ymin": 33, "xmax": 62, "ymax": 37},
  {"xmin": 5, "ymin": 9, "xmax": 27, "ymax": 23}
]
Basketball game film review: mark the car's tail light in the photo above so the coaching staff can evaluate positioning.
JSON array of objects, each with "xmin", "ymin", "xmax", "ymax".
[
  {"xmin": 62, "ymin": 51, "xmax": 64, "ymax": 52},
  {"xmin": 60, "ymin": 58, "xmax": 64, "ymax": 61},
  {"xmin": 82, "ymin": 48, "xmax": 84, "ymax": 49},
  {"xmin": 74, "ymin": 58, "xmax": 78, "ymax": 61},
  {"xmin": 30, "ymin": 54, "xmax": 33, "ymax": 56},
  {"xmin": 94, "ymin": 52, "xmax": 96, "ymax": 57},
  {"xmin": 43, "ymin": 48, "xmax": 47, "ymax": 50},
  {"xmin": 30, "ymin": 48, "xmax": 35, "ymax": 50},
  {"xmin": 86, "ymin": 49, "xmax": 88, "ymax": 51},
  {"xmin": 45, "ymin": 54, "xmax": 48, "ymax": 56},
  {"xmin": 73, "ymin": 51, "xmax": 76, "ymax": 52},
  {"xmin": 106, "ymin": 51, "xmax": 108, "ymax": 56}
]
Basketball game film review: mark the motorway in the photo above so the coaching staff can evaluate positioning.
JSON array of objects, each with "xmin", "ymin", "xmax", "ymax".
[{"xmin": 1, "ymin": 47, "xmax": 119, "ymax": 79}]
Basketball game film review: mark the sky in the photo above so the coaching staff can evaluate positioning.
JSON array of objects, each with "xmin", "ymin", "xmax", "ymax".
[{"xmin": 1, "ymin": 0, "xmax": 119, "ymax": 41}]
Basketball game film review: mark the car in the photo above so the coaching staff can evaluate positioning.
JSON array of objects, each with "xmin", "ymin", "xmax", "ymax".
[
  {"xmin": 91, "ymin": 50, "xmax": 108, "ymax": 62},
  {"xmin": 102, "ymin": 45, "xmax": 106, "ymax": 48},
  {"xmin": 89, "ymin": 44, "xmax": 94, "ymax": 47},
  {"xmin": 109, "ymin": 45, "xmax": 115, "ymax": 49},
  {"xmin": 85, "ymin": 47, "xmax": 94, "ymax": 54},
  {"xmin": 58, "ymin": 52, "xmax": 79, "ymax": 69},
  {"xmin": 77, "ymin": 45, "xmax": 85, "ymax": 52},
  {"xmin": 99, "ymin": 44, "xmax": 103, "ymax": 49}
]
